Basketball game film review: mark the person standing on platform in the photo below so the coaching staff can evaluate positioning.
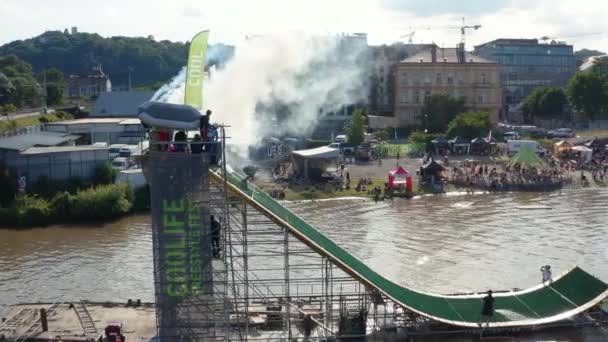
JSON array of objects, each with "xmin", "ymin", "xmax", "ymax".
[
  {"xmin": 200, "ymin": 109, "xmax": 212, "ymax": 141},
  {"xmin": 480, "ymin": 290, "xmax": 495, "ymax": 328},
  {"xmin": 541, "ymin": 265, "xmax": 553, "ymax": 283},
  {"xmin": 211, "ymin": 215, "xmax": 221, "ymax": 258}
]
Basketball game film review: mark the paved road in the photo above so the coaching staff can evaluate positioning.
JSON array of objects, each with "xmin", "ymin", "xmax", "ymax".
[{"xmin": 0, "ymin": 111, "xmax": 44, "ymax": 122}]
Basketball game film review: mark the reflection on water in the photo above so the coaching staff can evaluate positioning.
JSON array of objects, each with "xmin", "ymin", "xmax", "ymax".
[
  {"xmin": 0, "ymin": 216, "xmax": 154, "ymax": 312},
  {"xmin": 1, "ymin": 187, "xmax": 608, "ymax": 340}
]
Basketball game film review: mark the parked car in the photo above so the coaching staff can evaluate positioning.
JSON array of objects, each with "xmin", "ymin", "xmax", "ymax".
[
  {"xmin": 503, "ymin": 132, "xmax": 521, "ymax": 141},
  {"xmin": 111, "ymin": 157, "xmax": 130, "ymax": 171},
  {"xmin": 328, "ymin": 142, "xmax": 355, "ymax": 156},
  {"xmin": 507, "ymin": 140, "xmax": 547, "ymax": 156},
  {"xmin": 547, "ymin": 128, "xmax": 575, "ymax": 138},
  {"xmin": 335, "ymin": 135, "xmax": 347, "ymax": 143}
]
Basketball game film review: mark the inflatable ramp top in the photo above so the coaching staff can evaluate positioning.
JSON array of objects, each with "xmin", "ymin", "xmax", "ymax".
[{"xmin": 211, "ymin": 168, "xmax": 608, "ymax": 328}]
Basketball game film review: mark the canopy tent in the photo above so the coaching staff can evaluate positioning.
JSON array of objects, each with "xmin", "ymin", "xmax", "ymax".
[
  {"xmin": 431, "ymin": 137, "xmax": 450, "ymax": 155},
  {"xmin": 571, "ymin": 145, "xmax": 593, "ymax": 163},
  {"xmin": 470, "ymin": 137, "xmax": 489, "ymax": 155},
  {"xmin": 449, "ymin": 136, "xmax": 470, "ymax": 155},
  {"xmin": 420, "ymin": 160, "xmax": 445, "ymax": 175},
  {"xmin": 553, "ymin": 140, "xmax": 572, "ymax": 155},
  {"xmin": 431, "ymin": 137, "xmax": 449, "ymax": 147},
  {"xmin": 293, "ymin": 146, "xmax": 340, "ymax": 159},
  {"xmin": 388, "ymin": 166, "xmax": 412, "ymax": 191},
  {"xmin": 470, "ymin": 137, "xmax": 489, "ymax": 145},
  {"xmin": 509, "ymin": 147, "xmax": 546, "ymax": 168},
  {"xmin": 292, "ymin": 146, "xmax": 340, "ymax": 180}
]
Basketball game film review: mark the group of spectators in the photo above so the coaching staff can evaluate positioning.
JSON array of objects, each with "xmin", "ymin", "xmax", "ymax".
[
  {"xmin": 450, "ymin": 161, "xmax": 566, "ymax": 191},
  {"xmin": 149, "ymin": 110, "xmax": 221, "ymax": 163}
]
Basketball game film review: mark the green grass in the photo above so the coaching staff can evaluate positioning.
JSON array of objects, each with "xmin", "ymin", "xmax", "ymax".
[
  {"xmin": 0, "ymin": 112, "xmax": 73, "ymax": 134},
  {"xmin": 373, "ymin": 143, "xmax": 423, "ymax": 157},
  {"xmin": 576, "ymin": 129, "xmax": 608, "ymax": 138}
]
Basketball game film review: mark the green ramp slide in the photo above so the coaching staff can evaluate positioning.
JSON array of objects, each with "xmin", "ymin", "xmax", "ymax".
[{"xmin": 211, "ymin": 168, "xmax": 608, "ymax": 328}]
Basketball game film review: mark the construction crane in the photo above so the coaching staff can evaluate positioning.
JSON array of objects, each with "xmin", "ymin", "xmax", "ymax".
[
  {"xmin": 400, "ymin": 31, "xmax": 416, "ymax": 44},
  {"xmin": 455, "ymin": 17, "xmax": 481, "ymax": 46},
  {"xmin": 399, "ymin": 18, "xmax": 481, "ymax": 48}
]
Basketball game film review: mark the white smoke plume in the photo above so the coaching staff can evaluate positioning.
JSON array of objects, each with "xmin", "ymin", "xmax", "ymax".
[{"xmin": 154, "ymin": 32, "xmax": 368, "ymax": 145}]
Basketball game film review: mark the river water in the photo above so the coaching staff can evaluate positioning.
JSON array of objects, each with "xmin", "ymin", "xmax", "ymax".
[{"xmin": 1, "ymin": 186, "xmax": 608, "ymax": 339}]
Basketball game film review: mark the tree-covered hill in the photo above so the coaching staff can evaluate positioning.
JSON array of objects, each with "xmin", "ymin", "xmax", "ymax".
[{"xmin": 0, "ymin": 30, "xmax": 190, "ymax": 88}]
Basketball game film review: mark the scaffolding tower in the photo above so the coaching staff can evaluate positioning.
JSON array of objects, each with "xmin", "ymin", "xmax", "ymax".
[{"xmin": 145, "ymin": 128, "xmax": 403, "ymax": 341}]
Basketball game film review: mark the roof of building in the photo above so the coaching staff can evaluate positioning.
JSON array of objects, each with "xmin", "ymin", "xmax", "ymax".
[
  {"xmin": 401, "ymin": 45, "xmax": 494, "ymax": 64},
  {"xmin": 293, "ymin": 146, "xmax": 340, "ymax": 159},
  {"xmin": 0, "ymin": 132, "xmax": 80, "ymax": 151},
  {"xmin": 475, "ymin": 38, "xmax": 572, "ymax": 49},
  {"xmin": 46, "ymin": 118, "xmax": 141, "ymax": 126},
  {"xmin": 21, "ymin": 145, "xmax": 110, "ymax": 155},
  {"xmin": 92, "ymin": 91, "xmax": 155, "ymax": 117}
]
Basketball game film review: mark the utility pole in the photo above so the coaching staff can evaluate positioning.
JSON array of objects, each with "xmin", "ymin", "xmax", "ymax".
[
  {"xmin": 42, "ymin": 69, "xmax": 48, "ymax": 114},
  {"xmin": 128, "ymin": 67, "xmax": 133, "ymax": 91}
]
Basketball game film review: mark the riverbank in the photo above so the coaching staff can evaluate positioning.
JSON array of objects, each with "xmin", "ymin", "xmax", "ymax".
[{"xmin": 0, "ymin": 183, "xmax": 149, "ymax": 229}]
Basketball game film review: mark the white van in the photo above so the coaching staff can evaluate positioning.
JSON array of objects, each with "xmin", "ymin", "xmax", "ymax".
[
  {"xmin": 507, "ymin": 140, "xmax": 547, "ymax": 156},
  {"xmin": 111, "ymin": 157, "xmax": 130, "ymax": 171},
  {"xmin": 335, "ymin": 135, "xmax": 347, "ymax": 143},
  {"xmin": 115, "ymin": 169, "xmax": 146, "ymax": 189},
  {"xmin": 109, "ymin": 144, "xmax": 128, "ymax": 160}
]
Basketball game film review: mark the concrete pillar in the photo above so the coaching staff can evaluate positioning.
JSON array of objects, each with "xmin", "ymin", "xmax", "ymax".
[{"xmin": 40, "ymin": 308, "xmax": 48, "ymax": 332}]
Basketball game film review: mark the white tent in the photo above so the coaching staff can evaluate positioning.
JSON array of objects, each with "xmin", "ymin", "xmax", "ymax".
[
  {"xmin": 292, "ymin": 146, "xmax": 340, "ymax": 179},
  {"xmin": 571, "ymin": 145, "xmax": 593, "ymax": 163},
  {"xmin": 293, "ymin": 146, "xmax": 340, "ymax": 159}
]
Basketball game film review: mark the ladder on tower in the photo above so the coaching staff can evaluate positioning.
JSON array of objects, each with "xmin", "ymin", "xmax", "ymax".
[{"xmin": 73, "ymin": 301, "xmax": 98, "ymax": 336}]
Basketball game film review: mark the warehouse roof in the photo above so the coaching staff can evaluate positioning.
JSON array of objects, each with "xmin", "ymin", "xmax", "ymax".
[
  {"xmin": 0, "ymin": 132, "xmax": 80, "ymax": 151},
  {"xmin": 21, "ymin": 145, "xmax": 109, "ymax": 155},
  {"xmin": 93, "ymin": 91, "xmax": 155, "ymax": 117}
]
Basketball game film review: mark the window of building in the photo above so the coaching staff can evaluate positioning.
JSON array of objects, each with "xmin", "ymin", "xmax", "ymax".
[
  {"xmin": 424, "ymin": 90, "xmax": 431, "ymax": 100},
  {"xmin": 401, "ymin": 93, "xmax": 408, "ymax": 103},
  {"xmin": 447, "ymin": 74, "xmax": 454, "ymax": 85},
  {"xmin": 424, "ymin": 75, "xmax": 431, "ymax": 84},
  {"xmin": 413, "ymin": 90, "xmax": 420, "ymax": 103},
  {"xmin": 400, "ymin": 73, "xmax": 408, "ymax": 85},
  {"xmin": 478, "ymin": 91, "xmax": 487, "ymax": 104},
  {"xmin": 436, "ymin": 73, "xmax": 442, "ymax": 85},
  {"xmin": 481, "ymin": 73, "xmax": 487, "ymax": 84}
]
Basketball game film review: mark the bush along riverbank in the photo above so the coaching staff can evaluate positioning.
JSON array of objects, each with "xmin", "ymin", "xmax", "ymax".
[
  {"xmin": 0, "ymin": 183, "xmax": 150, "ymax": 228},
  {"xmin": 0, "ymin": 162, "xmax": 150, "ymax": 229}
]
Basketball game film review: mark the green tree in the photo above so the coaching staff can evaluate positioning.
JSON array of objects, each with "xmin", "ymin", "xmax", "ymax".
[
  {"xmin": 94, "ymin": 162, "xmax": 117, "ymax": 185},
  {"xmin": 421, "ymin": 93, "xmax": 466, "ymax": 133},
  {"xmin": 0, "ymin": 55, "xmax": 41, "ymax": 107},
  {"xmin": 1, "ymin": 104, "xmax": 17, "ymax": 120},
  {"xmin": 347, "ymin": 109, "xmax": 365, "ymax": 146},
  {"xmin": 523, "ymin": 87, "xmax": 568, "ymax": 120},
  {"xmin": 41, "ymin": 68, "xmax": 65, "ymax": 106},
  {"xmin": 567, "ymin": 72, "xmax": 608, "ymax": 120},
  {"xmin": 446, "ymin": 111, "xmax": 493, "ymax": 140}
]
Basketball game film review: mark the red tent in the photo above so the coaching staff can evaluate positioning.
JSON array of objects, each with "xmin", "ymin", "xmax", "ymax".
[{"xmin": 388, "ymin": 166, "xmax": 412, "ymax": 191}]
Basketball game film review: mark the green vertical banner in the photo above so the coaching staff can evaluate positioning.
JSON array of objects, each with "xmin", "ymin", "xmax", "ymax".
[{"xmin": 185, "ymin": 30, "xmax": 209, "ymax": 110}]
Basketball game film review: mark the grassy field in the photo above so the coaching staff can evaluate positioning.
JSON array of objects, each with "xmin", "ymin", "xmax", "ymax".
[
  {"xmin": 0, "ymin": 112, "xmax": 73, "ymax": 134},
  {"xmin": 373, "ymin": 143, "xmax": 424, "ymax": 157},
  {"xmin": 576, "ymin": 129, "xmax": 608, "ymax": 138}
]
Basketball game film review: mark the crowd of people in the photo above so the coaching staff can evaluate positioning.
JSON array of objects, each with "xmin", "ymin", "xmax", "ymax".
[{"xmin": 449, "ymin": 160, "xmax": 567, "ymax": 191}]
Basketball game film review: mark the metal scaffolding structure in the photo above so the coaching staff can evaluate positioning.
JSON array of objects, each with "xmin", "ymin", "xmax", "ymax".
[{"xmin": 145, "ymin": 128, "xmax": 404, "ymax": 341}]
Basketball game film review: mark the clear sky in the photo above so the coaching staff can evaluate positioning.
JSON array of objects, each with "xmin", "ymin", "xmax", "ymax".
[{"xmin": 1, "ymin": 0, "xmax": 607, "ymax": 51}]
